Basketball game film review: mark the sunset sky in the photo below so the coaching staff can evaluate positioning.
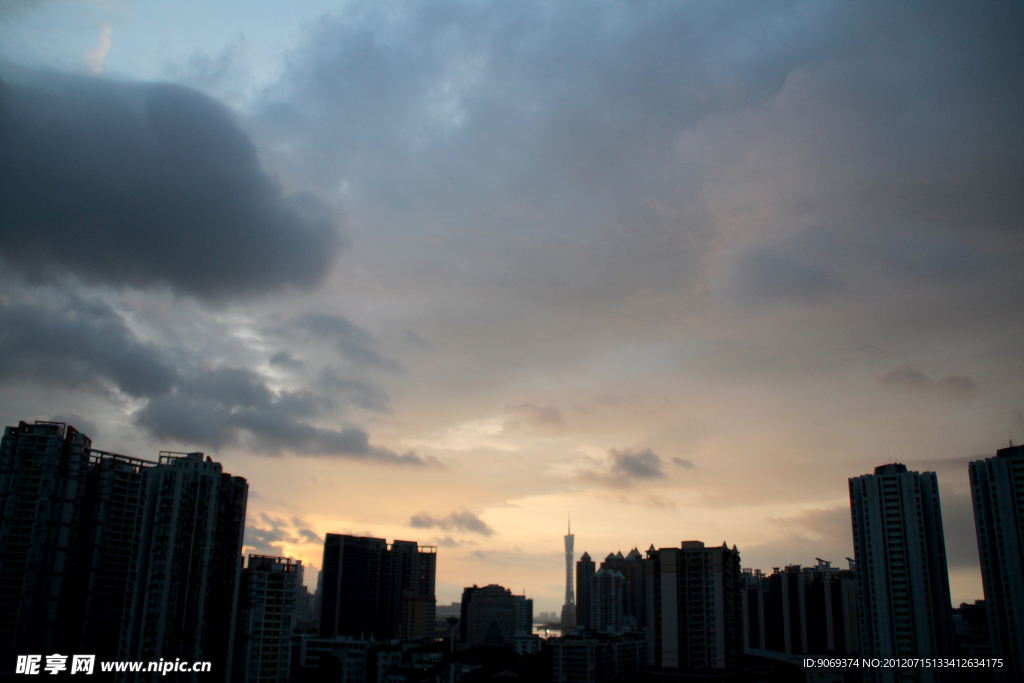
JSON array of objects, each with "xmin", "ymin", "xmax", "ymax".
[{"xmin": 1, "ymin": 0, "xmax": 1022, "ymax": 612}]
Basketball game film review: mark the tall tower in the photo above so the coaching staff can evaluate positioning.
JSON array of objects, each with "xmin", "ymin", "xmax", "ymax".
[
  {"xmin": 970, "ymin": 445, "xmax": 1024, "ymax": 682},
  {"xmin": 560, "ymin": 516, "xmax": 575, "ymax": 633},
  {"xmin": 849, "ymin": 463, "xmax": 953, "ymax": 682}
]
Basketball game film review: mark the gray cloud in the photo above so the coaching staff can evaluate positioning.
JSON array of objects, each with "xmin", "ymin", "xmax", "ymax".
[
  {"xmin": 269, "ymin": 351, "xmax": 303, "ymax": 369},
  {"xmin": 876, "ymin": 365, "xmax": 979, "ymax": 400},
  {"xmin": 504, "ymin": 403, "xmax": 564, "ymax": 428},
  {"xmin": 0, "ymin": 71, "xmax": 343, "ymax": 299},
  {"xmin": 410, "ymin": 510, "xmax": 493, "ymax": 536},
  {"xmin": 671, "ymin": 457, "xmax": 695, "ymax": 469},
  {"xmin": 610, "ymin": 448, "xmax": 665, "ymax": 480},
  {"xmin": 293, "ymin": 313, "xmax": 400, "ymax": 370},
  {"xmin": 313, "ymin": 367, "xmax": 391, "ymax": 413},
  {"xmin": 0, "ymin": 297, "xmax": 177, "ymax": 398}
]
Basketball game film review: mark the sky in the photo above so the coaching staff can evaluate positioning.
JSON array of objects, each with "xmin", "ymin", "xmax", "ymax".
[{"xmin": 1, "ymin": 0, "xmax": 1022, "ymax": 611}]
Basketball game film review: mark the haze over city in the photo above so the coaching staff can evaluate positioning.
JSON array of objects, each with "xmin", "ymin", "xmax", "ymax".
[{"xmin": 1, "ymin": 0, "xmax": 1022, "ymax": 615}]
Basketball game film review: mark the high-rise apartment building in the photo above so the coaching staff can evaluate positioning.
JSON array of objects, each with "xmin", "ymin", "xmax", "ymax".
[
  {"xmin": 0, "ymin": 421, "xmax": 95, "ymax": 669},
  {"xmin": 124, "ymin": 451, "xmax": 248, "ymax": 681},
  {"xmin": 319, "ymin": 534, "xmax": 436, "ymax": 641},
  {"xmin": 461, "ymin": 584, "xmax": 518, "ymax": 648},
  {"xmin": 576, "ymin": 552, "xmax": 596, "ymax": 631},
  {"xmin": 849, "ymin": 463, "xmax": 953, "ymax": 682},
  {"xmin": 234, "ymin": 555, "xmax": 302, "ymax": 683},
  {"xmin": 970, "ymin": 445, "xmax": 1024, "ymax": 682},
  {"xmin": 644, "ymin": 541, "xmax": 743, "ymax": 675},
  {"xmin": 742, "ymin": 560, "xmax": 859, "ymax": 657},
  {"xmin": 0, "ymin": 421, "xmax": 249, "ymax": 682}
]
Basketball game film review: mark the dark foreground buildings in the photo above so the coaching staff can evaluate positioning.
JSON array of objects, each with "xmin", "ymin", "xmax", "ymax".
[
  {"xmin": 850, "ymin": 463, "xmax": 954, "ymax": 682},
  {"xmin": 0, "ymin": 420, "xmax": 247, "ymax": 680},
  {"xmin": 319, "ymin": 533, "xmax": 436, "ymax": 641},
  {"xmin": 970, "ymin": 445, "xmax": 1024, "ymax": 682}
]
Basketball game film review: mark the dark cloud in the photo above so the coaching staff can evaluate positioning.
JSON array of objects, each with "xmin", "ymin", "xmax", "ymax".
[
  {"xmin": 0, "ymin": 297, "xmax": 177, "ymax": 398},
  {"xmin": 133, "ymin": 364, "xmax": 427, "ymax": 464},
  {"xmin": 671, "ymin": 457, "xmax": 695, "ymax": 469},
  {"xmin": 298, "ymin": 529, "xmax": 324, "ymax": 545},
  {"xmin": 313, "ymin": 367, "xmax": 390, "ymax": 413},
  {"xmin": 269, "ymin": 351, "xmax": 303, "ymax": 369},
  {"xmin": 610, "ymin": 448, "xmax": 665, "ymax": 480},
  {"xmin": 410, "ymin": 510, "xmax": 493, "ymax": 536},
  {"xmin": 876, "ymin": 365, "xmax": 979, "ymax": 400},
  {"xmin": 293, "ymin": 313, "xmax": 400, "ymax": 370},
  {"xmin": 0, "ymin": 71, "xmax": 343, "ymax": 299}
]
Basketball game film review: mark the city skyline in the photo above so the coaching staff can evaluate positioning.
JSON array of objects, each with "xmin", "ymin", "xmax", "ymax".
[{"xmin": 2, "ymin": 1, "xmax": 1023, "ymax": 615}]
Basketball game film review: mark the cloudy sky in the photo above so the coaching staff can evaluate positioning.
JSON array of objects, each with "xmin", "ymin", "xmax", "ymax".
[{"xmin": 2, "ymin": 0, "xmax": 1022, "ymax": 610}]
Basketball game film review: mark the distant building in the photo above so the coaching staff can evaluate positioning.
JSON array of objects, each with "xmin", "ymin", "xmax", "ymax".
[
  {"xmin": 562, "ymin": 519, "xmax": 576, "ymax": 634},
  {"xmin": 234, "ymin": 555, "xmax": 301, "ymax": 683},
  {"xmin": 850, "ymin": 463, "xmax": 954, "ymax": 682},
  {"xmin": 512, "ymin": 594, "xmax": 533, "ymax": 635},
  {"xmin": 319, "ymin": 534, "xmax": 436, "ymax": 641},
  {"xmin": 645, "ymin": 541, "xmax": 743, "ymax": 675},
  {"xmin": 742, "ymin": 560, "xmax": 859, "ymax": 657},
  {"xmin": 461, "ymin": 584, "xmax": 517, "ymax": 648},
  {"xmin": 576, "ymin": 552, "xmax": 596, "ymax": 631},
  {"xmin": 551, "ymin": 633, "xmax": 647, "ymax": 683},
  {"xmin": 589, "ymin": 568, "xmax": 625, "ymax": 634},
  {"xmin": 970, "ymin": 445, "xmax": 1024, "ymax": 682}
]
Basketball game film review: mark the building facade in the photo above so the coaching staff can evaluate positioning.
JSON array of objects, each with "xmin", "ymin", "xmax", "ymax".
[
  {"xmin": 319, "ymin": 534, "xmax": 436, "ymax": 641},
  {"xmin": 970, "ymin": 445, "xmax": 1024, "ymax": 682},
  {"xmin": 644, "ymin": 541, "xmax": 743, "ymax": 675},
  {"xmin": 742, "ymin": 560, "xmax": 859, "ymax": 657},
  {"xmin": 850, "ymin": 463, "xmax": 953, "ymax": 682},
  {"xmin": 0, "ymin": 422, "xmax": 249, "ymax": 682},
  {"xmin": 234, "ymin": 555, "xmax": 302, "ymax": 683},
  {"xmin": 461, "ymin": 584, "xmax": 517, "ymax": 648}
]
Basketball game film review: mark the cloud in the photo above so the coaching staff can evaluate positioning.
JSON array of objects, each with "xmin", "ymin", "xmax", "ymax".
[
  {"xmin": 269, "ymin": 351, "xmax": 303, "ymax": 369},
  {"xmin": 671, "ymin": 457, "xmax": 695, "ymax": 469},
  {"xmin": 132, "ymin": 364, "xmax": 429, "ymax": 464},
  {"xmin": 578, "ymin": 448, "xmax": 673, "ymax": 489},
  {"xmin": 876, "ymin": 365, "xmax": 979, "ymax": 400},
  {"xmin": 0, "ymin": 296, "xmax": 177, "ymax": 398},
  {"xmin": 298, "ymin": 528, "xmax": 324, "ymax": 545},
  {"xmin": 86, "ymin": 23, "xmax": 111, "ymax": 74},
  {"xmin": 0, "ymin": 71, "xmax": 343, "ymax": 299},
  {"xmin": 293, "ymin": 313, "xmax": 399, "ymax": 370},
  {"xmin": 504, "ymin": 403, "xmax": 564, "ymax": 428},
  {"xmin": 410, "ymin": 510, "xmax": 493, "ymax": 536},
  {"xmin": 610, "ymin": 448, "xmax": 665, "ymax": 479},
  {"xmin": 313, "ymin": 367, "xmax": 391, "ymax": 413}
]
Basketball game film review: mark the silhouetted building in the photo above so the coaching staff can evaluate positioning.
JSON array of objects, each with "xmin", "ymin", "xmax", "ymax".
[
  {"xmin": 124, "ymin": 451, "xmax": 248, "ymax": 681},
  {"xmin": 645, "ymin": 540, "xmax": 743, "ymax": 675},
  {"xmin": 0, "ymin": 421, "xmax": 96, "ymax": 670},
  {"xmin": 0, "ymin": 422, "xmax": 248, "ymax": 681},
  {"xmin": 462, "ymin": 584, "xmax": 517, "ymax": 648},
  {"xmin": 234, "ymin": 555, "xmax": 301, "ymax": 683},
  {"xmin": 590, "ymin": 568, "xmax": 625, "ymax": 634},
  {"xmin": 850, "ymin": 463, "xmax": 953, "ymax": 682},
  {"xmin": 319, "ymin": 534, "xmax": 436, "ymax": 641},
  {"xmin": 576, "ymin": 552, "xmax": 596, "ymax": 631},
  {"xmin": 512, "ymin": 593, "xmax": 533, "ymax": 635},
  {"xmin": 742, "ymin": 560, "xmax": 859, "ymax": 657},
  {"xmin": 970, "ymin": 445, "xmax": 1024, "ymax": 682}
]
